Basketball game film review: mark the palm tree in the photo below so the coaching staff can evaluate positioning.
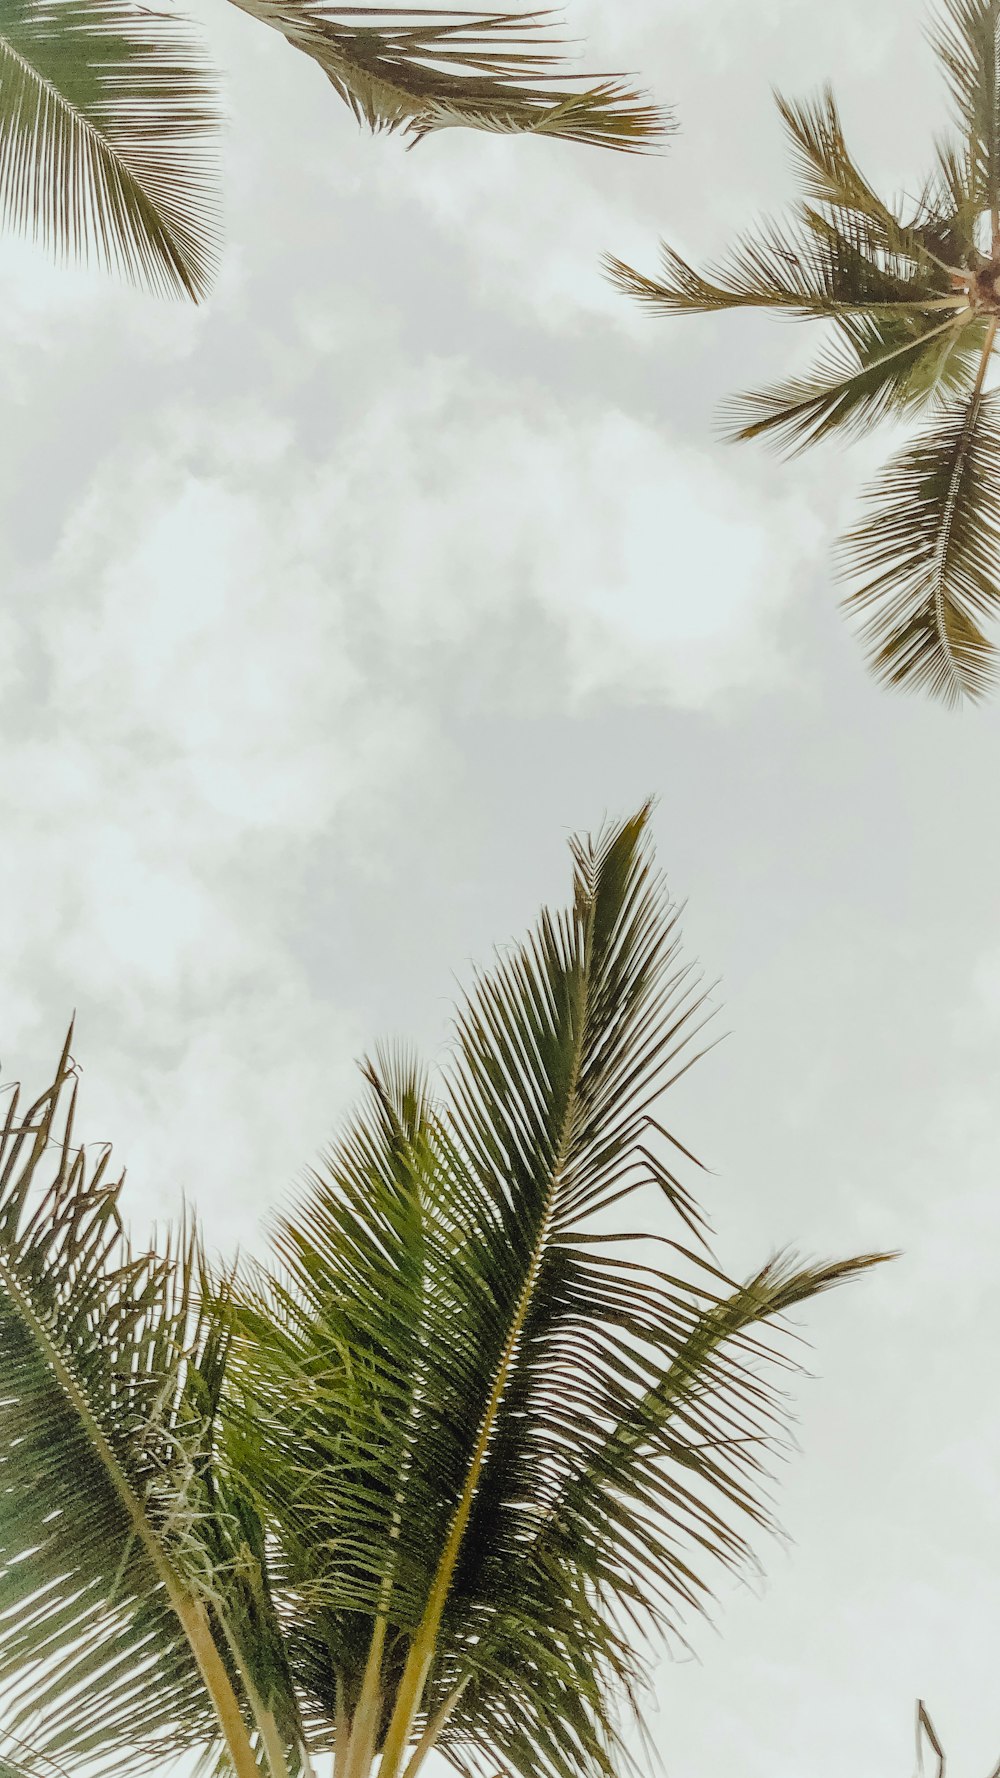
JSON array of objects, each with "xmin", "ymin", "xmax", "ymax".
[
  {"xmin": 0, "ymin": 2, "xmax": 668, "ymax": 303},
  {"xmin": 607, "ymin": 0, "xmax": 1000, "ymax": 706},
  {"xmin": 0, "ymin": 808, "xmax": 889, "ymax": 1778}
]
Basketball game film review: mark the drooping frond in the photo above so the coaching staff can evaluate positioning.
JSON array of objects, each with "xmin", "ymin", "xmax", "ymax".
[
  {"xmin": 725, "ymin": 310, "xmax": 989, "ymax": 452},
  {"xmin": 839, "ymin": 386, "xmax": 1000, "ymax": 701},
  {"xmin": 223, "ymin": 4, "xmax": 669, "ymax": 149},
  {"xmin": 0, "ymin": 0, "xmax": 220, "ymax": 298},
  {"xmin": 0, "ymin": 1036, "xmax": 270, "ymax": 1778},
  {"xmin": 402, "ymin": 811, "xmax": 887, "ymax": 1778},
  {"xmin": 930, "ymin": 0, "xmax": 1000, "ymax": 217}
]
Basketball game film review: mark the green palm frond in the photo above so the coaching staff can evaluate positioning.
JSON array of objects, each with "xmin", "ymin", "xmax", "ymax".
[
  {"xmin": 839, "ymin": 385, "xmax": 1000, "ymax": 701},
  {"xmin": 776, "ymin": 87, "xmax": 932, "ymax": 249},
  {"xmin": 912, "ymin": 137, "xmax": 984, "ymax": 266},
  {"xmin": 604, "ymin": 205, "xmax": 961, "ymax": 320},
  {"xmin": 223, "ymin": 1048, "xmax": 448, "ymax": 1756},
  {"xmin": 725, "ymin": 310, "xmax": 989, "ymax": 451},
  {"xmin": 433, "ymin": 1250, "xmax": 887, "ymax": 1778},
  {"xmin": 0, "ymin": 815, "xmax": 892, "ymax": 1778},
  {"xmin": 222, "ymin": 807, "xmax": 890, "ymax": 1778},
  {"xmin": 0, "ymin": 1034, "xmax": 272, "ymax": 1778},
  {"xmin": 223, "ymin": 4, "xmax": 669, "ymax": 149},
  {"xmin": 931, "ymin": 0, "xmax": 1000, "ymax": 215},
  {"xmin": 0, "ymin": 0, "xmax": 220, "ymax": 298}
]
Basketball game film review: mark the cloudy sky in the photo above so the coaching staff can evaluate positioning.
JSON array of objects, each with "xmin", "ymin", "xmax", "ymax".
[{"xmin": 3, "ymin": 0, "xmax": 1000, "ymax": 1773}]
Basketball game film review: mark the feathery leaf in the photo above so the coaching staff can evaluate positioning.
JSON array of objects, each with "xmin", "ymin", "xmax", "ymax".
[
  {"xmin": 839, "ymin": 386, "xmax": 1000, "ymax": 700},
  {"xmin": 223, "ymin": 4, "xmax": 670, "ymax": 150},
  {"xmin": 0, "ymin": 1037, "xmax": 274, "ymax": 1778},
  {"xmin": 726, "ymin": 311, "xmax": 988, "ymax": 452},
  {"xmin": 221, "ymin": 809, "xmax": 890, "ymax": 1778},
  {"xmin": 930, "ymin": 0, "xmax": 1000, "ymax": 215},
  {"xmin": 605, "ymin": 206, "xmax": 961, "ymax": 320},
  {"xmin": 0, "ymin": 0, "xmax": 220, "ymax": 297}
]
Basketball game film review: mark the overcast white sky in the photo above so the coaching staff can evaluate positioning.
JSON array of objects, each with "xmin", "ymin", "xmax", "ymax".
[{"xmin": 2, "ymin": 0, "xmax": 1000, "ymax": 1774}]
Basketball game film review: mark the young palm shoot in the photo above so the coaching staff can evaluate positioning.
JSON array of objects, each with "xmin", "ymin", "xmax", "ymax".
[
  {"xmin": 608, "ymin": 0, "xmax": 1000, "ymax": 705},
  {"xmin": 0, "ymin": 810, "xmax": 891, "ymax": 1777}
]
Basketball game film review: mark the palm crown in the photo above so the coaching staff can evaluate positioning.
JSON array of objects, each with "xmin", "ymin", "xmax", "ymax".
[
  {"xmin": 0, "ymin": 810, "xmax": 889, "ymax": 1778},
  {"xmin": 0, "ymin": 2, "xmax": 669, "ymax": 302},
  {"xmin": 608, "ymin": 0, "xmax": 1000, "ymax": 706}
]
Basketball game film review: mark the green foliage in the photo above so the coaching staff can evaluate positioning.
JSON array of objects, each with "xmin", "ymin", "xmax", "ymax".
[
  {"xmin": 0, "ymin": 1032, "xmax": 301, "ymax": 1777},
  {"xmin": 0, "ymin": 812, "xmax": 890, "ymax": 1778},
  {"xmin": 0, "ymin": 0, "xmax": 220, "ymax": 298},
  {"xmin": 608, "ymin": 0, "xmax": 1000, "ymax": 703},
  {"xmin": 226, "ymin": 5, "xmax": 671, "ymax": 151},
  {"xmin": 840, "ymin": 388, "xmax": 1000, "ymax": 702},
  {"xmin": 0, "ymin": 1032, "xmax": 218, "ymax": 1771},
  {"xmin": 0, "ymin": 0, "xmax": 667, "ymax": 299}
]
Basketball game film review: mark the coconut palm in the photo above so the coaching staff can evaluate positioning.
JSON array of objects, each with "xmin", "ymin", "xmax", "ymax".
[
  {"xmin": 0, "ymin": 2, "xmax": 668, "ymax": 303},
  {"xmin": 0, "ymin": 808, "xmax": 889, "ymax": 1778},
  {"xmin": 607, "ymin": 0, "xmax": 1000, "ymax": 706}
]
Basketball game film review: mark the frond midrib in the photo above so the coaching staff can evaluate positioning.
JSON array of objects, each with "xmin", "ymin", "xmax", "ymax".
[
  {"xmin": 0, "ymin": 1245, "xmax": 260, "ymax": 1778},
  {"xmin": 0, "ymin": 1242, "xmax": 194, "ymax": 1599},
  {"xmin": 374, "ymin": 902, "xmax": 597, "ymax": 1778}
]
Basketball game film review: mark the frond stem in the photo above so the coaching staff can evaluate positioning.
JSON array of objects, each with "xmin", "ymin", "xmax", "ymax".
[
  {"xmin": 374, "ymin": 910, "xmax": 595, "ymax": 1778},
  {"xmin": 396, "ymin": 1678, "xmax": 471, "ymax": 1778},
  {"xmin": 340, "ymin": 1620, "xmax": 386, "ymax": 1778},
  {"xmin": 215, "ymin": 1610, "xmax": 293, "ymax": 1778}
]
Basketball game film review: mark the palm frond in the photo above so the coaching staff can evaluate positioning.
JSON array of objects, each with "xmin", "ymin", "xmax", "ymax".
[
  {"xmin": 3, "ymin": 812, "xmax": 889, "ymax": 1778},
  {"xmin": 604, "ymin": 207, "xmax": 960, "ymax": 320},
  {"xmin": 776, "ymin": 86, "xmax": 927, "ymax": 248},
  {"xmin": 725, "ymin": 310, "xmax": 988, "ymax": 452},
  {"xmin": 606, "ymin": 0, "xmax": 1000, "ymax": 704},
  {"xmin": 433, "ymin": 1252, "xmax": 888, "ymax": 1778},
  {"xmin": 839, "ymin": 385, "xmax": 1000, "ymax": 701},
  {"xmin": 233, "ymin": 806, "xmax": 887, "ymax": 1778},
  {"xmin": 779, "ymin": 92, "xmax": 979, "ymax": 275},
  {"xmin": 912, "ymin": 136, "xmax": 985, "ymax": 265},
  {"xmin": 0, "ymin": 1036, "xmax": 267, "ymax": 1778},
  {"xmin": 223, "ymin": 4, "xmax": 669, "ymax": 149},
  {"xmin": 0, "ymin": 0, "xmax": 220, "ymax": 298},
  {"xmin": 930, "ymin": 0, "xmax": 1000, "ymax": 218}
]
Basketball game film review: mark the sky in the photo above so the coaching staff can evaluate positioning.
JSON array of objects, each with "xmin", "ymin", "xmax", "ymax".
[{"xmin": 2, "ymin": 0, "xmax": 1000, "ymax": 1774}]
